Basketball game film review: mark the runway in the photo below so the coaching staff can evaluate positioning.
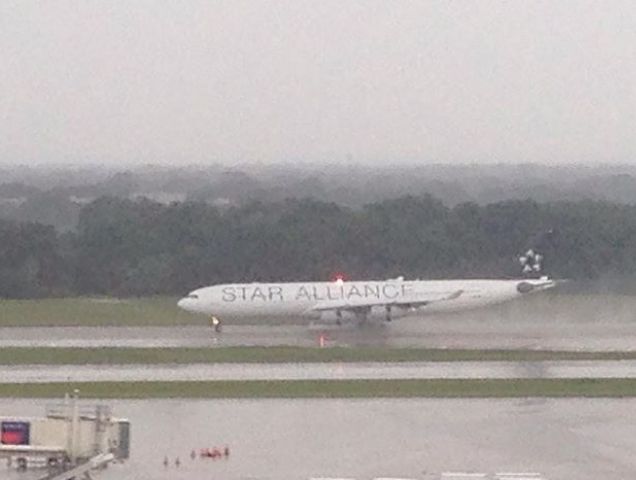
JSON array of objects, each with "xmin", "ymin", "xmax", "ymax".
[
  {"xmin": 2, "ymin": 318, "xmax": 636, "ymax": 351},
  {"xmin": 2, "ymin": 360, "xmax": 636, "ymax": 383}
]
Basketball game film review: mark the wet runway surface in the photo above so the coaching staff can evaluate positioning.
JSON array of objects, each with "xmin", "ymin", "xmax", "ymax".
[
  {"xmin": 2, "ymin": 318, "xmax": 636, "ymax": 351},
  {"xmin": 3, "ymin": 398, "xmax": 636, "ymax": 480},
  {"xmin": 3, "ymin": 360, "xmax": 636, "ymax": 383}
]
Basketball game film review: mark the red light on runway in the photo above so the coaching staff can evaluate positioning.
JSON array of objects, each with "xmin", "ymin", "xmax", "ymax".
[{"xmin": 330, "ymin": 272, "xmax": 348, "ymax": 282}]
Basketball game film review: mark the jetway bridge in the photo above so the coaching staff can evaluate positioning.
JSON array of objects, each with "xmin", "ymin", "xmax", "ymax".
[{"xmin": 1, "ymin": 392, "xmax": 128, "ymax": 478}]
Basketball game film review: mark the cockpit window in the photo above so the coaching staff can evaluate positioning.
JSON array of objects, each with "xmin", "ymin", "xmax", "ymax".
[{"xmin": 186, "ymin": 294, "xmax": 199, "ymax": 300}]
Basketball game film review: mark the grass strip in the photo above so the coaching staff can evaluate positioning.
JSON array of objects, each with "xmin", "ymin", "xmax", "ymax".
[
  {"xmin": 0, "ymin": 379, "xmax": 635, "ymax": 398},
  {"xmin": 2, "ymin": 346, "xmax": 636, "ymax": 365},
  {"xmin": 0, "ymin": 297, "xmax": 207, "ymax": 327}
]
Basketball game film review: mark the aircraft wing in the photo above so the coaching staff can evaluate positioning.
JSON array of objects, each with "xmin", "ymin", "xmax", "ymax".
[{"xmin": 307, "ymin": 289, "xmax": 464, "ymax": 314}]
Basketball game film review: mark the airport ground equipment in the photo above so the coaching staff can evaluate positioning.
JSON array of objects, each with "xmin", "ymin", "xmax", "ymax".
[{"xmin": 1, "ymin": 391, "xmax": 129, "ymax": 475}]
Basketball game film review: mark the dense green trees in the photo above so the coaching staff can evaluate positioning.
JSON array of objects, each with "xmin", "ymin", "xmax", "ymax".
[
  {"xmin": 3, "ymin": 195, "xmax": 636, "ymax": 298},
  {"xmin": 0, "ymin": 220, "xmax": 71, "ymax": 298}
]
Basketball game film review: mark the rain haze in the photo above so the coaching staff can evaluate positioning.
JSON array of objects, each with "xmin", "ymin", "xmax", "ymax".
[
  {"xmin": 1, "ymin": 0, "xmax": 635, "ymax": 167},
  {"xmin": 4, "ymin": 4, "xmax": 636, "ymax": 479}
]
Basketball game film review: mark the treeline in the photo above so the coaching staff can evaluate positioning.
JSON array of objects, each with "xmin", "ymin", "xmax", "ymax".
[
  {"xmin": 3, "ymin": 195, "xmax": 636, "ymax": 298},
  {"xmin": 7, "ymin": 165, "xmax": 636, "ymax": 234}
]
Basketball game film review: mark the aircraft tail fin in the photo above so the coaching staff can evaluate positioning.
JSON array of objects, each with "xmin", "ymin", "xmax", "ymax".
[{"xmin": 518, "ymin": 229, "xmax": 555, "ymax": 278}]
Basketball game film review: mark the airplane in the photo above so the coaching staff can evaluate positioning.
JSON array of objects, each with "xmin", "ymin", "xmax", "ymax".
[{"xmin": 177, "ymin": 245, "xmax": 559, "ymax": 331}]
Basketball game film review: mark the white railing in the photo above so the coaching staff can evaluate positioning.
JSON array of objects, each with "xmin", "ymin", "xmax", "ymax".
[{"xmin": 37, "ymin": 453, "xmax": 114, "ymax": 480}]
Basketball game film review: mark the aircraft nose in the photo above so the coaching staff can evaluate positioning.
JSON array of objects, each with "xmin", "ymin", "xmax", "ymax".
[
  {"xmin": 178, "ymin": 292, "xmax": 204, "ymax": 313},
  {"xmin": 177, "ymin": 297, "xmax": 194, "ymax": 311}
]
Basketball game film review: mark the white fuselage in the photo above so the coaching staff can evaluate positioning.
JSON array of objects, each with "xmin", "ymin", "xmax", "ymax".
[{"xmin": 178, "ymin": 278, "xmax": 555, "ymax": 322}]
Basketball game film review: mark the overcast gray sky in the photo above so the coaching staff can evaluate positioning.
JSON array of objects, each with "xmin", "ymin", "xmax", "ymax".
[{"xmin": 1, "ymin": 1, "xmax": 634, "ymax": 166}]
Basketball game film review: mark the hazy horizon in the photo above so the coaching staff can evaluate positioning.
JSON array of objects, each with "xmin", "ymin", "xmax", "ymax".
[{"xmin": 1, "ymin": 1, "xmax": 635, "ymax": 167}]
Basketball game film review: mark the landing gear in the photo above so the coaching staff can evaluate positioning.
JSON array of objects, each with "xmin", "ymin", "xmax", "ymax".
[
  {"xmin": 335, "ymin": 309, "xmax": 342, "ymax": 326},
  {"xmin": 210, "ymin": 316, "xmax": 222, "ymax": 333},
  {"xmin": 355, "ymin": 307, "xmax": 371, "ymax": 326},
  {"xmin": 385, "ymin": 305, "xmax": 392, "ymax": 322}
]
